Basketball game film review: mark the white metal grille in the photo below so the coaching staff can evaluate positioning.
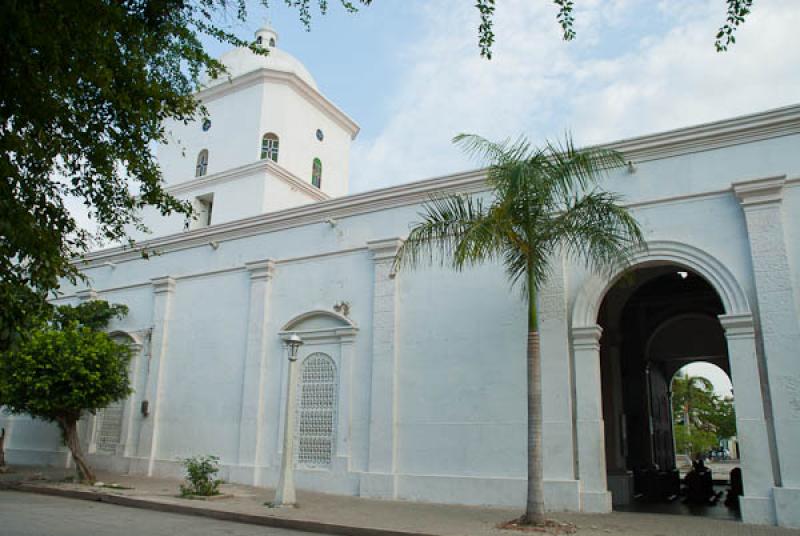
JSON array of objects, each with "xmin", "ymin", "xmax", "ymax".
[
  {"xmin": 296, "ymin": 353, "xmax": 337, "ymax": 468},
  {"xmin": 95, "ymin": 400, "xmax": 124, "ymax": 454}
]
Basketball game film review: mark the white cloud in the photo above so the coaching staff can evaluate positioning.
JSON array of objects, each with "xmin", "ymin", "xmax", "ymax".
[{"xmin": 350, "ymin": 0, "xmax": 800, "ymax": 192}]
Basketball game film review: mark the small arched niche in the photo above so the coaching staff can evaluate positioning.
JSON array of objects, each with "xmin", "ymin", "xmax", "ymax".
[
  {"xmin": 279, "ymin": 310, "xmax": 357, "ymax": 473},
  {"xmin": 92, "ymin": 331, "xmax": 144, "ymax": 456}
]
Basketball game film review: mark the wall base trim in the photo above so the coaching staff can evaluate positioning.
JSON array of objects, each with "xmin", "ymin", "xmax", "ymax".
[{"xmin": 773, "ymin": 487, "xmax": 800, "ymax": 528}]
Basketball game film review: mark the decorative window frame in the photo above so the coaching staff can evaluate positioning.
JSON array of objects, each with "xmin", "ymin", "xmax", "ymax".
[
  {"xmin": 86, "ymin": 330, "xmax": 147, "ymax": 457},
  {"xmin": 278, "ymin": 310, "xmax": 357, "ymax": 473}
]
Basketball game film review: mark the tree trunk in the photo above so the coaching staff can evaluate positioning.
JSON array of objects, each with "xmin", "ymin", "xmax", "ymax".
[
  {"xmin": 523, "ymin": 329, "xmax": 545, "ymax": 524},
  {"xmin": 0, "ymin": 427, "xmax": 6, "ymax": 467},
  {"xmin": 57, "ymin": 417, "xmax": 95, "ymax": 483}
]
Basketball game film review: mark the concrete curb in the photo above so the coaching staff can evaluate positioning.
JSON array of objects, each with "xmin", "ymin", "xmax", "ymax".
[{"xmin": 0, "ymin": 482, "xmax": 439, "ymax": 536}]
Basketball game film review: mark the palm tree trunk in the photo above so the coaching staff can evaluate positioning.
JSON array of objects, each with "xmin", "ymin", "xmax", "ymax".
[
  {"xmin": 57, "ymin": 416, "xmax": 95, "ymax": 483},
  {"xmin": 523, "ymin": 284, "xmax": 545, "ymax": 525}
]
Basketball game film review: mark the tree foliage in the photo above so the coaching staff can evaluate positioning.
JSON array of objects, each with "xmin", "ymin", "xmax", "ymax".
[
  {"xmin": 0, "ymin": 0, "xmax": 371, "ymax": 352},
  {"xmin": 473, "ymin": 0, "xmax": 755, "ymax": 58},
  {"xmin": 671, "ymin": 371, "xmax": 737, "ymax": 458},
  {"xmin": 395, "ymin": 134, "xmax": 643, "ymax": 524},
  {"xmin": 0, "ymin": 300, "xmax": 132, "ymax": 481}
]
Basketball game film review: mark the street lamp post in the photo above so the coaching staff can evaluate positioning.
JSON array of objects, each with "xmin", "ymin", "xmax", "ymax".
[{"xmin": 274, "ymin": 333, "xmax": 303, "ymax": 506}]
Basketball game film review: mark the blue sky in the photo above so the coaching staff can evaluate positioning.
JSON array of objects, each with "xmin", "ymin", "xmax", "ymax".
[{"xmin": 203, "ymin": 0, "xmax": 800, "ymax": 195}]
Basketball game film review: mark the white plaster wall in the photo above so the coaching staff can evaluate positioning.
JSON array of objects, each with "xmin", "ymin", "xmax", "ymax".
[
  {"xmin": 396, "ymin": 263, "xmax": 527, "ymax": 478},
  {"xmin": 159, "ymin": 83, "xmax": 264, "ymax": 184},
  {"xmin": 783, "ymin": 183, "xmax": 800, "ymax": 320},
  {"xmin": 154, "ymin": 273, "xmax": 249, "ymax": 462},
  {"xmin": 7, "ymin": 129, "xmax": 800, "ymax": 522}
]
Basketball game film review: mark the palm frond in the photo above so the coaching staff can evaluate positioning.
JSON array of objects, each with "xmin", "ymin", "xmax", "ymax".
[
  {"xmin": 549, "ymin": 190, "xmax": 645, "ymax": 278},
  {"xmin": 394, "ymin": 193, "xmax": 504, "ymax": 271},
  {"xmin": 452, "ymin": 133, "xmax": 532, "ymax": 166},
  {"xmin": 539, "ymin": 135, "xmax": 625, "ymax": 204}
]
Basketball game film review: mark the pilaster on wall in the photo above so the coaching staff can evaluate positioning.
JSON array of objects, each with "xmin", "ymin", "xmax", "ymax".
[
  {"xmin": 734, "ymin": 176, "xmax": 800, "ymax": 528},
  {"xmin": 571, "ymin": 325, "xmax": 612, "ymax": 513},
  {"xmin": 362, "ymin": 237, "xmax": 403, "ymax": 498},
  {"xmin": 719, "ymin": 313, "xmax": 777, "ymax": 525},
  {"xmin": 536, "ymin": 254, "xmax": 580, "ymax": 510},
  {"xmin": 76, "ymin": 288, "xmax": 100, "ymax": 458},
  {"xmin": 236, "ymin": 260, "xmax": 275, "ymax": 485},
  {"xmin": 137, "ymin": 276, "xmax": 175, "ymax": 476}
]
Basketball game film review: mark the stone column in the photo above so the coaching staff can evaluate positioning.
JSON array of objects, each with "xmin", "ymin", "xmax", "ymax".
[
  {"xmin": 719, "ymin": 313, "xmax": 777, "ymax": 525},
  {"xmin": 734, "ymin": 176, "xmax": 800, "ymax": 528},
  {"xmin": 537, "ymin": 255, "xmax": 580, "ymax": 511},
  {"xmin": 236, "ymin": 260, "xmax": 275, "ymax": 485},
  {"xmin": 136, "ymin": 276, "xmax": 175, "ymax": 476},
  {"xmin": 572, "ymin": 325, "xmax": 611, "ymax": 513},
  {"xmin": 361, "ymin": 238, "xmax": 403, "ymax": 498}
]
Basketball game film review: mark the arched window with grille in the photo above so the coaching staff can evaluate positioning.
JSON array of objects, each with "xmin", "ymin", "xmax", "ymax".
[
  {"xmin": 94, "ymin": 333, "xmax": 138, "ymax": 455},
  {"xmin": 261, "ymin": 133, "xmax": 279, "ymax": 162},
  {"xmin": 196, "ymin": 149, "xmax": 209, "ymax": 177},
  {"xmin": 95, "ymin": 400, "xmax": 125, "ymax": 454},
  {"xmin": 296, "ymin": 352, "xmax": 337, "ymax": 468},
  {"xmin": 311, "ymin": 158, "xmax": 322, "ymax": 188}
]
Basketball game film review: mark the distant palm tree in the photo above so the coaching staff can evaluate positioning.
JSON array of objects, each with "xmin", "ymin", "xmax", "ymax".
[
  {"xmin": 395, "ymin": 134, "xmax": 644, "ymax": 525},
  {"xmin": 671, "ymin": 372, "xmax": 718, "ymax": 457}
]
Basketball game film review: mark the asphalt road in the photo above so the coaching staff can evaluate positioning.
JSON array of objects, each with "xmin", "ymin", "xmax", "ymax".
[{"xmin": 0, "ymin": 491, "xmax": 323, "ymax": 536}]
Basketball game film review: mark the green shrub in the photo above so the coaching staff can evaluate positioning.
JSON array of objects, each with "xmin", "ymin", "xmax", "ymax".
[{"xmin": 179, "ymin": 455, "xmax": 222, "ymax": 497}]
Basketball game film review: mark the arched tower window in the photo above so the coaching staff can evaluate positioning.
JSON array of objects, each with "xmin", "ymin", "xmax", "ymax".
[
  {"xmin": 261, "ymin": 133, "xmax": 279, "ymax": 162},
  {"xmin": 296, "ymin": 352, "xmax": 337, "ymax": 467},
  {"xmin": 311, "ymin": 158, "xmax": 322, "ymax": 188},
  {"xmin": 195, "ymin": 149, "xmax": 208, "ymax": 177}
]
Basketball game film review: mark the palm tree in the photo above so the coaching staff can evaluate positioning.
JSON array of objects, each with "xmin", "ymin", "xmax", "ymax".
[
  {"xmin": 671, "ymin": 372, "xmax": 718, "ymax": 457},
  {"xmin": 394, "ymin": 134, "xmax": 644, "ymax": 525}
]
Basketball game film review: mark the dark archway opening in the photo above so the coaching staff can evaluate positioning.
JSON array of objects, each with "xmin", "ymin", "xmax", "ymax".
[{"xmin": 598, "ymin": 264, "xmax": 740, "ymax": 520}]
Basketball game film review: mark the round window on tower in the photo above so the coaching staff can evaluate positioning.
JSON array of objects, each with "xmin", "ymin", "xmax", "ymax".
[
  {"xmin": 316, "ymin": 129, "xmax": 324, "ymax": 142},
  {"xmin": 202, "ymin": 119, "xmax": 212, "ymax": 132}
]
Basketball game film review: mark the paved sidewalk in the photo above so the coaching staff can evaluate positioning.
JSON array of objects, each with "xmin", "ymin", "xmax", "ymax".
[{"xmin": 1, "ymin": 465, "xmax": 797, "ymax": 536}]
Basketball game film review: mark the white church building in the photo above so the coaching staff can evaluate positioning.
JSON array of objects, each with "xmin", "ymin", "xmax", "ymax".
[{"xmin": 2, "ymin": 25, "xmax": 800, "ymax": 528}]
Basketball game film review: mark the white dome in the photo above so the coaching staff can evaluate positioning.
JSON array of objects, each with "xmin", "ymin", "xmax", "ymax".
[{"xmin": 202, "ymin": 28, "xmax": 317, "ymax": 90}]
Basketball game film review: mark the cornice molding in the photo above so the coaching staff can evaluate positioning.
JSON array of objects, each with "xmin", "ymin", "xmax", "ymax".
[
  {"xmin": 73, "ymin": 104, "xmax": 800, "ymax": 269},
  {"xmin": 245, "ymin": 259, "xmax": 276, "ymax": 281},
  {"xmin": 367, "ymin": 237, "xmax": 405, "ymax": 262},
  {"xmin": 197, "ymin": 69, "xmax": 359, "ymax": 139},
  {"xmin": 718, "ymin": 313, "xmax": 756, "ymax": 339},
  {"xmin": 607, "ymin": 104, "xmax": 800, "ymax": 162},
  {"xmin": 151, "ymin": 276, "xmax": 176, "ymax": 295},
  {"xmin": 572, "ymin": 325, "xmax": 604, "ymax": 350},
  {"xmin": 75, "ymin": 169, "xmax": 487, "ymax": 268},
  {"xmin": 732, "ymin": 175, "xmax": 786, "ymax": 208},
  {"xmin": 166, "ymin": 159, "xmax": 329, "ymax": 202}
]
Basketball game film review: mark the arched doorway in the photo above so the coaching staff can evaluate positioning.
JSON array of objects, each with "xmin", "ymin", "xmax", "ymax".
[
  {"xmin": 570, "ymin": 241, "xmax": 777, "ymax": 524},
  {"xmin": 598, "ymin": 266, "xmax": 738, "ymax": 517}
]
